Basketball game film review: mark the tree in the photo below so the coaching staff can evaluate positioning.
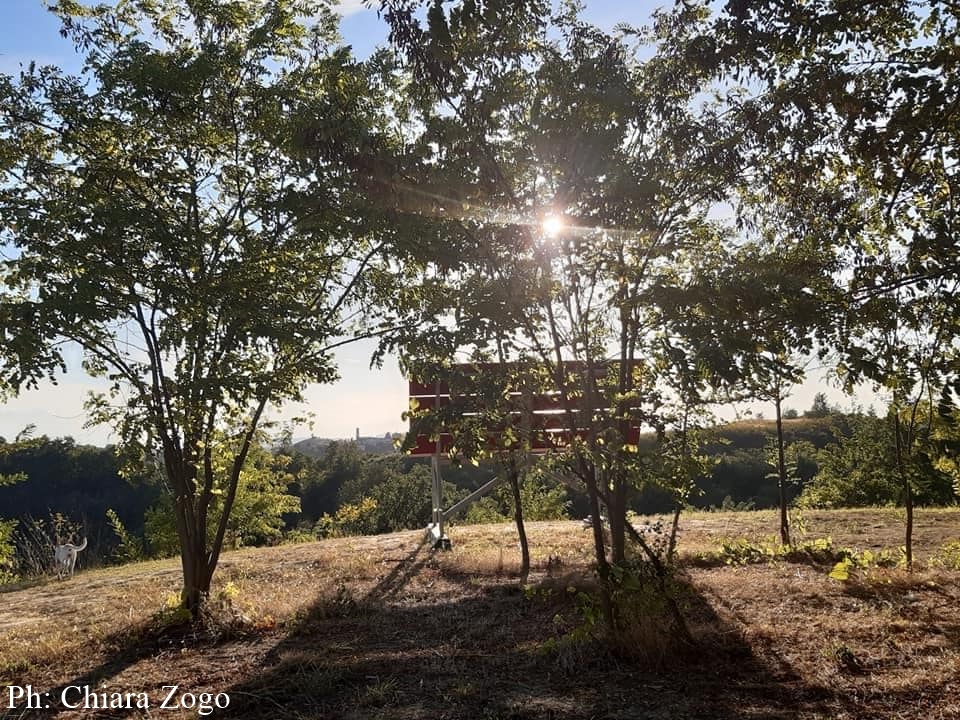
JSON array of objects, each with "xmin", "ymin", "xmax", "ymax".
[
  {"xmin": 653, "ymin": 420, "xmax": 713, "ymax": 557},
  {"xmin": 145, "ymin": 438, "xmax": 300, "ymax": 556},
  {"xmin": 0, "ymin": 433, "xmax": 156, "ymax": 542},
  {"xmin": 0, "ymin": 425, "xmax": 32, "ymax": 487},
  {"xmin": 805, "ymin": 393, "xmax": 833, "ymax": 419},
  {"xmin": 0, "ymin": 0, "xmax": 398, "ymax": 616},
  {"xmin": 796, "ymin": 411, "xmax": 952, "ymax": 510},
  {"xmin": 365, "ymin": 463, "xmax": 437, "ymax": 532},
  {"xmin": 306, "ymin": 440, "xmax": 364, "ymax": 518},
  {"xmin": 846, "ymin": 278, "xmax": 960, "ymax": 566},
  {"xmin": 666, "ymin": 0, "xmax": 960, "ymax": 565},
  {"xmin": 0, "ymin": 427, "xmax": 33, "ymax": 582},
  {"xmin": 768, "ymin": 380, "xmax": 796, "ymax": 545},
  {"xmin": 784, "ymin": 439, "xmax": 819, "ymax": 489},
  {"xmin": 337, "ymin": 457, "xmax": 460, "ymax": 533},
  {"xmin": 798, "ymin": 414, "xmax": 897, "ymax": 509},
  {"xmin": 668, "ymin": 233, "xmax": 834, "ymax": 545},
  {"xmin": 379, "ymin": 2, "xmax": 735, "ymax": 639}
]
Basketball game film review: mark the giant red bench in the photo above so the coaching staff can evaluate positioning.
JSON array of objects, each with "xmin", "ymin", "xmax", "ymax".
[{"xmin": 406, "ymin": 362, "xmax": 643, "ymax": 547}]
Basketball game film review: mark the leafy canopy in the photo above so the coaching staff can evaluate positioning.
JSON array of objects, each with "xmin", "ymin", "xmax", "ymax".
[{"xmin": 0, "ymin": 0, "xmax": 402, "ymax": 612}]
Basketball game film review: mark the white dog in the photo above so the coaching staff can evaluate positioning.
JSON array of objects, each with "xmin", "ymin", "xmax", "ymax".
[{"xmin": 53, "ymin": 538, "xmax": 87, "ymax": 579}]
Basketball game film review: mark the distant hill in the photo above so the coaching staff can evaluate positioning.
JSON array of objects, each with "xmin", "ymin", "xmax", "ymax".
[
  {"xmin": 292, "ymin": 434, "xmax": 400, "ymax": 458},
  {"xmin": 708, "ymin": 416, "xmax": 844, "ymax": 452}
]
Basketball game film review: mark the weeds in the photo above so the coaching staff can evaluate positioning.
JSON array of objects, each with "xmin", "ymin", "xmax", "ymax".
[
  {"xmin": 106, "ymin": 508, "xmax": 144, "ymax": 564},
  {"xmin": 828, "ymin": 548, "xmax": 906, "ymax": 581},
  {"xmin": 929, "ymin": 540, "xmax": 960, "ymax": 570},
  {"xmin": 700, "ymin": 536, "xmax": 848, "ymax": 567},
  {"xmin": 826, "ymin": 641, "xmax": 864, "ymax": 673},
  {"xmin": 356, "ymin": 677, "xmax": 400, "ymax": 707},
  {"xmin": 700, "ymin": 533, "xmax": 910, "ymax": 582},
  {"xmin": 712, "ymin": 537, "xmax": 777, "ymax": 565},
  {"xmin": 538, "ymin": 557, "xmax": 695, "ymax": 673},
  {"xmin": 10, "ymin": 513, "xmax": 85, "ymax": 579}
]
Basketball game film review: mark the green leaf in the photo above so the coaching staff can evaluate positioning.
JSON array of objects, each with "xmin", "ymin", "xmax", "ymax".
[{"xmin": 828, "ymin": 559, "xmax": 852, "ymax": 581}]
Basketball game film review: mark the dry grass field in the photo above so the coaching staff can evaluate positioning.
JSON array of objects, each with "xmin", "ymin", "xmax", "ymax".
[{"xmin": 2, "ymin": 508, "xmax": 960, "ymax": 719}]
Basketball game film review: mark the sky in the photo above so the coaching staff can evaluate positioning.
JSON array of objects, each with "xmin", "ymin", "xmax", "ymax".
[{"xmin": 0, "ymin": 0, "xmax": 880, "ymax": 446}]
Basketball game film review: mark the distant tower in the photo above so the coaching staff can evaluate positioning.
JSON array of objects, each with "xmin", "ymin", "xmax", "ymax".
[{"xmin": 355, "ymin": 427, "xmax": 360, "ymax": 441}]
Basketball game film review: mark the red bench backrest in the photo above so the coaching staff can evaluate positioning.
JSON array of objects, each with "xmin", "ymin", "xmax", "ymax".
[{"xmin": 406, "ymin": 362, "xmax": 642, "ymax": 456}]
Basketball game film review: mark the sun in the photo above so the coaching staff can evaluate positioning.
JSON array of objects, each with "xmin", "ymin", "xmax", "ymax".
[{"xmin": 541, "ymin": 213, "xmax": 565, "ymax": 238}]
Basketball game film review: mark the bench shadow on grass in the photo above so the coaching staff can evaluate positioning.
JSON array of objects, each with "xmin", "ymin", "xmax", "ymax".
[
  {"xmin": 221, "ymin": 539, "xmax": 843, "ymax": 720},
  {"xmin": 0, "ymin": 543, "xmax": 442, "ymax": 720}
]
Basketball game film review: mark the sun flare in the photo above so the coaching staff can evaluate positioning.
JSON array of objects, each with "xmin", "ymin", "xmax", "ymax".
[{"xmin": 541, "ymin": 213, "xmax": 565, "ymax": 238}]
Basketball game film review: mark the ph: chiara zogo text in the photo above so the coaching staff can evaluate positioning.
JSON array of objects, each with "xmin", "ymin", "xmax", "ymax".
[{"xmin": 7, "ymin": 684, "xmax": 230, "ymax": 715}]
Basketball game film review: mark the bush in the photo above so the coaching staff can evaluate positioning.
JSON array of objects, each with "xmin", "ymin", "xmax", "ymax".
[
  {"xmin": 463, "ymin": 496, "xmax": 509, "ymax": 524},
  {"xmin": 0, "ymin": 518, "xmax": 17, "ymax": 584},
  {"xmin": 462, "ymin": 472, "xmax": 570, "ymax": 524},
  {"xmin": 106, "ymin": 508, "xmax": 144, "ymax": 564},
  {"xmin": 544, "ymin": 562, "xmax": 693, "ymax": 671},
  {"xmin": 315, "ymin": 497, "xmax": 380, "ymax": 538}
]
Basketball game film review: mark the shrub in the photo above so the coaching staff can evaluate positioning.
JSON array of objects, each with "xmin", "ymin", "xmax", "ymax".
[
  {"xmin": 0, "ymin": 518, "xmax": 17, "ymax": 584},
  {"xmin": 929, "ymin": 540, "xmax": 960, "ymax": 570},
  {"xmin": 315, "ymin": 497, "xmax": 380, "ymax": 538},
  {"xmin": 106, "ymin": 508, "xmax": 144, "ymax": 564},
  {"xmin": 545, "ymin": 562, "xmax": 693, "ymax": 670}
]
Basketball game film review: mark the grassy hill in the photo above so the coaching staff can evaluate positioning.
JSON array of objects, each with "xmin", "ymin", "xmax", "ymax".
[
  {"xmin": 2, "ymin": 508, "xmax": 960, "ymax": 719},
  {"xmin": 708, "ymin": 416, "xmax": 843, "ymax": 451}
]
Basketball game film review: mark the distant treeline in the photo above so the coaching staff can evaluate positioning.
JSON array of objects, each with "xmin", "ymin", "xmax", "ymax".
[{"xmin": 1, "ymin": 410, "xmax": 955, "ymax": 566}]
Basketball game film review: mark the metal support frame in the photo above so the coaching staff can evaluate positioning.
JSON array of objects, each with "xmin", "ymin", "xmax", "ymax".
[
  {"xmin": 427, "ymin": 454, "xmax": 450, "ymax": 550},
  {"xmin": 426, "ymin": 454, "xmax": 507, "ymax": 550}
]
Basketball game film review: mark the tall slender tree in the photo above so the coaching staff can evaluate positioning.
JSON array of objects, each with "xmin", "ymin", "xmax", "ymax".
[
  {"xmin": 378, "ymin": 2, "xmax": 736, "ymax": 637},
  {"xmin": 664, "ymin": 0, "xmax": 960, "ymax": 564},
  {"xmin": 0, "ymin": 0, "xmax": 400, "ymax": 616}
]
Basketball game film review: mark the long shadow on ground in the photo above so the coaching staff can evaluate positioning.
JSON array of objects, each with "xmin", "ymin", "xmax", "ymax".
[
  {"xmin": 222, "ymin": 539, "xmax": 840, "ymax": 720},
  {"xmin": 14, "ymin": 536, "xmax": 946, "ymax": 719},
  {"xmin": 1, "ymin": 613, "xmax": 198, "ymax": 719}
]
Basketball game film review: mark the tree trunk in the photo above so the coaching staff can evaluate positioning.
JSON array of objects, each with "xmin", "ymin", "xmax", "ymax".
[
  {"xmin": 165, "ymin": 445, "xmax": 219, "ymax": 621},
  {"xmin": 165, "ymin": 446, "xmax": 210, "ymax": 621},
  {"xmin": 894, "ymin": 412, "xmax": 913, "ymax": 568},
  {"xmin": 179, "ymin": 526, "xmax": 212, "ymax": 618},
  {"xmin": 607, "ymin": 472, "xmax": 628, "ymax": 566},
  {"xmin": 668, "ymin": 418, "xmax": 689, "ymax": 559},
  {"xmin": 668, "ymin": 502, "xmax": 682, "ymax": 558},
  {"xmin": 774, "ymin": 394, "xmax": 791, "ymax": 546},
  {"xmin": 904, "ymin": 478, "xmax": 914, "ymax": 568},
  {"xmin": 508, "ymin": 461, "xmax": 530, "ymax": 585},
  {"xmin": 585, "ymin": 466, "xmax": 615, "ymax": 632}
]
